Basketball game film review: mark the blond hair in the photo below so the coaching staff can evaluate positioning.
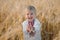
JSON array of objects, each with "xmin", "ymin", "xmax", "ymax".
[{"xmin": 26, "ymin": 5, "xmax": 36, "ymax": 15}]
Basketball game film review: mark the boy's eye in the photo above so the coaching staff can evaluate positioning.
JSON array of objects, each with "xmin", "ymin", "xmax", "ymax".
[
  {"xmin": 27, "ymin": 13, "xmax": 29, "ymax": 15},
  {"xmin": 31, "ymin": 13, "xmax": 33, "ymax": 15},
  {"xmin": 27, "ymin": 13, "xmax": 33, "ymax": 15}
]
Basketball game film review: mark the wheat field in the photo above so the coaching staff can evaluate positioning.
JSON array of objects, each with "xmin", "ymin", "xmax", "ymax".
[{"xmin": 0, "ymin": 0, "xmax": 60, "ymax": 40}]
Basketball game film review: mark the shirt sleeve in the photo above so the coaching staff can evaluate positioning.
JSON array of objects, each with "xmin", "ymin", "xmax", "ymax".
[
  {"xmin": 35, "ymin": 22, "xmax": 42, "ymax": 31},
  {"xmin": 21, "ymin": 21, "xmax": 27, "ymax": 32},
  {"xmin": 34, "ymin": 20, "xmax": 42, "ymax": 40}
]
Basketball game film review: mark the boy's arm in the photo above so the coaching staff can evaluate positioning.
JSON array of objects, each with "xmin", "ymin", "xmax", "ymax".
[{"xmin": 34, "ymin": 22, "xmax": 42, "ymax": 31}]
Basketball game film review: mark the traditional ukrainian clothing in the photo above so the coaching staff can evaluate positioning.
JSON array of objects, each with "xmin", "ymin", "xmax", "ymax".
[{"xmin": 22, "ymin": 18, "xmax": 41, "ymax": 40}]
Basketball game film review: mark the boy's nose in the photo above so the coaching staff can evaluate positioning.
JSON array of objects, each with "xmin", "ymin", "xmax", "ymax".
[{"xmin": 29, "ymin": 15, "xmax": 31, "ymax": 17}]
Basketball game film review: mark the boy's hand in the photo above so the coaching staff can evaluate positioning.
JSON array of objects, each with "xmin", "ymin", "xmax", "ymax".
[
  {"xmin": 27, "ymin": 24, "xmax": 31, "ymax": 33},
  {"xmin": 26, "ymin": 26, "xmax": 31, "ymax": 33},
  {"xmin": 29, "ymin": 31, "xmax": 36, "ymax": 37},
  {"xmin": 26, "ymin": 23, "xmax": 35, "ymax": 36},
  {"xmin": 26, "ymin": 23, "xmax": 32, "ymax": 33}
]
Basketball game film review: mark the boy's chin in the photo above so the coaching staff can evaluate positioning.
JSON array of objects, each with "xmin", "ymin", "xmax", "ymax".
[{"xmin": 28, "ymin": 19, "xmax": 33, "ymax": 22}]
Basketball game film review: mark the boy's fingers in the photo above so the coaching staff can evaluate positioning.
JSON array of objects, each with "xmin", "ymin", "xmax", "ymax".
[
  {"xmin": 30, "ymin": 23, "xmax": 32, "ymax": 26},
  {"xmin": 28, "ymin": 23, "xmax": 30, "ymax": 27}
]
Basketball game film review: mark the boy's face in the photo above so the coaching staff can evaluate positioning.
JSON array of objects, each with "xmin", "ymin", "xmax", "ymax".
[{"xmin": 25, "ymin": 9, "xmax": 35, "ymax": 22}]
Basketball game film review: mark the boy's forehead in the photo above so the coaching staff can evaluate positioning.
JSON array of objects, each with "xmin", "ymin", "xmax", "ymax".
[
  {"xmin": 25, "ymin": 8, "xmax": 30, "ymax": 12},
  {"xmin": 25, "ymin": 8, "xmax": 34, "ymax": 14},
  {"xmin": 25, "ymin": 9, "xmax": 31, "ymax": 13}
]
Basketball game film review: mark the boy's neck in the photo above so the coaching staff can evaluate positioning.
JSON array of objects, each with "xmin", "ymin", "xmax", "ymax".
[
  {"xmin": 28, "ymin": 19, "xmax": 35, "ymax": 27},
  {"xmin": 28, "ymin": 19, "xmax": 35, "ymax": 22}
]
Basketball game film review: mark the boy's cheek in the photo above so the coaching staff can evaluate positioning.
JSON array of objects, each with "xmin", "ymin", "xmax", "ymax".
[
  {"xmin": 26, "ymin": 16, "xmax": 34, "ymax": 20},
  {"xmin": 25, "ymin": 15, "xmax": 28, "ymax": 19}
]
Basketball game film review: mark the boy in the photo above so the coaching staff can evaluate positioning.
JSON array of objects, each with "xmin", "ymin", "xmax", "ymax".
[{"xmin": 22, "ymin": 5, "xmax": 41, "ymax": 40}]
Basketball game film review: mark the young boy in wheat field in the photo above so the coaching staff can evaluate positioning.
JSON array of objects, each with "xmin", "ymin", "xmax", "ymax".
[{"xmin": 22, "ymin": 5, "xmax": 42, "ymax": 40}]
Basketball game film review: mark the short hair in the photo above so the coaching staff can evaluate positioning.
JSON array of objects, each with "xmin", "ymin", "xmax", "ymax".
[{"xmin": 26, "ymin": 5, "xmax": 36, "ymax": 14}]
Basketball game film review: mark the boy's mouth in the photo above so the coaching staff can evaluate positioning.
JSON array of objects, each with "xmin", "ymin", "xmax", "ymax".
[{"xmin": 28, "ymin": 17, "xmax": 33, "ymax": 19}]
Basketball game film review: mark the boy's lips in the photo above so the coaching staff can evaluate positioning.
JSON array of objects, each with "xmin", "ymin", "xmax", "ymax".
[
  {"xmin": 28, "ymin": 18, "xmax": 32, "ymax": 19},
  {"xmin": 28, "ymin": 17, "xmax": 32, "ymax": 19}
]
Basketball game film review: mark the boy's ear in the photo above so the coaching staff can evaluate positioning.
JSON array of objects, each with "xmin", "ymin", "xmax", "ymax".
[{"xmin": 34, "ymin": 15, "xmax": 37, "ymax": 18}]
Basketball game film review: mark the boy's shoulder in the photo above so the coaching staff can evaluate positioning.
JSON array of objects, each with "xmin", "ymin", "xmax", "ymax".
[
  {"xmin": 35, "ymin": 18, "xmax": 41, "ymax": 24},
  {"xmin": 22, "ymin": 19, "xmax": 28, "ymax": 26}
]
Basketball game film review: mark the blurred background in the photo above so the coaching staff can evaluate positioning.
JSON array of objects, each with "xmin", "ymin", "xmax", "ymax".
[{"xmin": 0, "ymin": 0, "xmax": 60, "ymax": 40}]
